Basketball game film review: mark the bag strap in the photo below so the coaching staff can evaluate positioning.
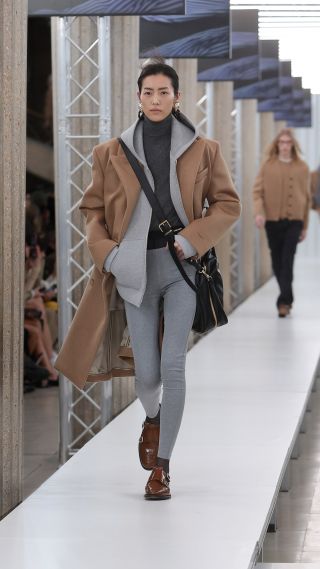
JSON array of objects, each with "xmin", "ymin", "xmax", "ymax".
[{"xmin": 118, "ymin": 138, "xmax": 198, "ymax": 293}]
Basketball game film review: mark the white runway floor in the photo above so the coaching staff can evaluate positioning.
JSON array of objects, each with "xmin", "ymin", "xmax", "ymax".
[{"xmin": 1, "ymin": 258, "xmax": 320, "ymax": 569}]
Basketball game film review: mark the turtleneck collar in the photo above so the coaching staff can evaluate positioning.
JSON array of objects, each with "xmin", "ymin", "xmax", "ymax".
[
  {"xmin": 143, "ymin": 113, "xmax": 172, "ymax": 137},
  {"xmin": 278, "ymin": 156, "xmax": 293, "ymax": 163}
]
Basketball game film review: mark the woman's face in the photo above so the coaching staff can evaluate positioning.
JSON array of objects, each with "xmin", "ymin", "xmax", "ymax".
[
  {"xmin": 138, "ymin": 73, "xmax": 180, "ymax": 122},
  {"xmin": 277, "ymin": 135, "xmax": 293, "ymax": 159}
]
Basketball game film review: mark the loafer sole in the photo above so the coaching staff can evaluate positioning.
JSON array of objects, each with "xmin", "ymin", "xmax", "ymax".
[{"xmin": 144, "ymin": 493, "xmax": 171, "ymax": 500}]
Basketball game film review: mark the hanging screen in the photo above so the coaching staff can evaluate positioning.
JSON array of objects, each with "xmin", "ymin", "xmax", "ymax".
[
  {"xmin": 29, "ymin": 0, "xmax": 186, "ymax": 16},
  {"xmin": 258, "ymin": 60, "xmax": 292, "ymax": 113},
  {"xmin": 139, "ymin": 0, "xmax": 230, "ymax": 59},
  {"xmin": 233, "ymin": 40, "xmax": 279, "ymax": 100},
  {"xmin": 288, "ymin": 89, "xmax": 312, "ymax": 128},
  {"xmin": 197, "ymin": 10, "xmax": 259, "ymax": 81}
]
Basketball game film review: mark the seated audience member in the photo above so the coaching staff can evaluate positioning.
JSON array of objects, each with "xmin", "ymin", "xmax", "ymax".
[{"xmin": 24, "ymin": 206, "xmax": 58, "ymax": 386}]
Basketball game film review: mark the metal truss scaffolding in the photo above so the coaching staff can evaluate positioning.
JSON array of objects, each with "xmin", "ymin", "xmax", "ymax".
[
  {"xmin": 196, "ymin": 82, "xmax": 214, "ymax": 139},
  {"xmin": 51, "ymin": 16, "xmax": 112, "ymax": 463}
]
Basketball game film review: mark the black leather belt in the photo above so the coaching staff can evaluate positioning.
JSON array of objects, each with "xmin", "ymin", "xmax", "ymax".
[{"xmin": 147, "ymin": 228, "xmax": 182, "ymax": 250}]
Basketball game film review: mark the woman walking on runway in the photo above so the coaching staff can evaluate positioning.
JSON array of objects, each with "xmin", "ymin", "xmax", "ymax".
[
  {"xmin": 253, "ymin": 128, "xmax": 311, "ymax": 318},
  {"xmin": 55, "ymin": 61, "xmax": 240, "ymax": 499}
]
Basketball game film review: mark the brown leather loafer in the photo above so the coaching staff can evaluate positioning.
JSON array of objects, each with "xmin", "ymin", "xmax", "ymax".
[
  {"xmin": 144, "ymin": 466, "xmax": 171, "ymax": 500},
  {"xmin": 278, "ymin": 304, "xmax": 290, "ymax": 318},
  {"xmin": 138, "ymin": 421, "xmax": 160, "ymax": 471}
]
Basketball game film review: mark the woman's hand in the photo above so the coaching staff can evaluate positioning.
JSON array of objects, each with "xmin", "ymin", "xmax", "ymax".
[
  {"xmin": 299, "ymin": 229, "xmax": 307, "ymax": 242},
  {"xmin": 173, "ymin": 241, "xmax": 185, "ymax": 261},
  {"xmin": 255, "ymin": 215, "xmax": 265, "ymax": 229},
  {"xmin": 166, "ymin": 241, "xmax": 185, "ymax": 261},
  {"xmin": 41, "ymin": 290, "xmax": 56, "ymax": 302}
]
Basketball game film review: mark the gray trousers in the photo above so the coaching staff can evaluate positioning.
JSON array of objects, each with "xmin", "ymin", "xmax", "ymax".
[{"xmin": 124, "ymin": 248, "xmax": 196, "ymax": 460}]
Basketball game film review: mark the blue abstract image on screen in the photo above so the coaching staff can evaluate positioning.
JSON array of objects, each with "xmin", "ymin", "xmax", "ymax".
[
  {"xmin": 197, "ymin": 10, "xmax": 259, "ymax": 81},
  {"xmin": 233, "ymin": 40, "xmax": 279, "ymax": 100},
  {"xmin": 293, "ymin": 78, "xmax": 303, "ymax": 106},
  {"xmin": 29, "ymin": 0, "xmax": 186, "ymax": 16},
  {"xmin": 258, "ymin": 60, "xmax": 292, "ymax": 113},
  {"xmin": 187, "ymin": 0, "xmax": 229, "ymax": 13},
  {"xmin": 233, "ymin": 40, "xmax": 280, "ymax": 100},
  {"xmin": 288, "ymin": 85, "xmax": 311, "ymax": 127},
  {"xmin": 139, "ymin": 0, "xmax": 230, "ymax": 59}
]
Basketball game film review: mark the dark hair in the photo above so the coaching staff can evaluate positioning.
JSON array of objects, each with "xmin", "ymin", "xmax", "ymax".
[{"xmin": 137, "ymin": 62, "xmax": 179, "ymax": 96}]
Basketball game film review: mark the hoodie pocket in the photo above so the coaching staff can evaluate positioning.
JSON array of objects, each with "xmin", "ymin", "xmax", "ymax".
[{"xmin": 111, "ymin": 239, "xmax": 145, "ymax": 290}]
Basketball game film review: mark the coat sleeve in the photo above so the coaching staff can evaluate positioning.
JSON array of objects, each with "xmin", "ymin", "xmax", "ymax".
[
  {"xmin": 252, "ymin": 165, "xmax": 266, "ymax": 218},
  {"xmin": 311, "ymin": 171, "xmax": 318, "ymax": 210},
  {"xmin": 179, "ymin": 141, "xmax": 241, "ymax": 257},
  {"xmin": 303, "ymin": 165, "xmax": 312, "ymax": 229},
  {"xmin": 79, "ymin": 146, "xmax": 118, "ymax": 273}
]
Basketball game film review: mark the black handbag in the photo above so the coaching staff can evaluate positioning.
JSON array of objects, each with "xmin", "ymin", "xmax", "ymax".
[{"xmin": 118, "ymin": 138, "xmax": 228, "ymax": 334}]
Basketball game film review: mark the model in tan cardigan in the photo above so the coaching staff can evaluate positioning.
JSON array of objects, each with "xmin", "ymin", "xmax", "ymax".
[{"xmin": 253, "ymin": 128, "xmax": 311, "ymax": 317}]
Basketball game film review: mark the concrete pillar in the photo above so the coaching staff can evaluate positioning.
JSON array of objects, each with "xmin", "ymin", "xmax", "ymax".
[
  {"xmin": 173, "ymin": 59, "xmax": 198, "ymax": 124},
  {"xmin": 258, "ymin": 113, "xmax": 274, "ymax": 284},
  {"xmin": 0, "ymin": 0, "xmax": 28, "ymax": 517},
  {"xmin": 111, "ymin": 16, "xmax": 140, "ymax": 134},
  {"xmin": 260, "ymin": 113, "xmax": 274, "ymax": 161},
  {"xmin": 209, "ymin": 82, "xmax": 234, "ymax": 313},
  {"xmin": 237, "ymin": 100, "xmax": 257, "ymax": 297},
  {"xmin": 275, "ymin": 120, "xmax": 286, "ymax": 133}
]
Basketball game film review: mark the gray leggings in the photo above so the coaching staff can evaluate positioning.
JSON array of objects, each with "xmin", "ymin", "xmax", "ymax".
[{"xmin": 124, "ymin": 248, "xmax": 196, "ymax": 460}]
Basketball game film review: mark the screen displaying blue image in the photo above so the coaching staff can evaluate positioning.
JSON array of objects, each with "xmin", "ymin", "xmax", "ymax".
[
  {"xmin": 29, "ymin": 0, "xmax": 186, "ymax": 16},
  {"xmin": 258, "ymin": 60, "xmax": 292, "ymax": 113},
  {"xmin": 301, "ymin": 89, "xmax": 312, "ymax": 116},
  {"xmin": 274, "ymin": 107, "xmax": 293, "ymax": 121},
  {"xmin": 233, "ymin": 39, "xmax": 279, "ymax": 100},
  {"xmin": 293, "ymin": 78, "xmax": 304, "ymax": 106},
  {"xmin": 277, "ymin": 77, "xmax": 294, "ymax": 113},
  {"xmin": 140, "ymin": 0, "xmax": 230, "ymax": 59},
  {"xmin": 288, "ymin": 88, "xmax": 312, "ymax": 127},
  {"xmin": 288, "ymin": 112, "xmax": 311, "ymax": 127},
  {"xmin": 197, "ymin": 10, "xmax": 258, "ymax": 81}
]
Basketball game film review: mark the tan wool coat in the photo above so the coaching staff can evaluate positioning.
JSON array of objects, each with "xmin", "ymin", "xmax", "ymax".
[
  {"xmin": 253, "ymin": 158, "xmax": 311, "ymax": 228},
  {"xmin": 55, "ymin": 135, "xmax": 241, "ymax": 390}
]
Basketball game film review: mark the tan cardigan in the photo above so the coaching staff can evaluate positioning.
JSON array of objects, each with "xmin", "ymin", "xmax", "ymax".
[
  {"xmin": 253, "ymin": 158, "xmax": 311, "ymax": 228},
  {"xmin": 311, "ymin": 170, "xmax": 320, "ymax": 212}
]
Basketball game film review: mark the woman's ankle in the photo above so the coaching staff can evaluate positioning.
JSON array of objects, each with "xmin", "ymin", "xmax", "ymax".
[
  {"xmin": 156, "ymin": 457, "xmax": 169, "ymax": 474},
  {"xmin": 146, "ymin": 404, "xmax": 161, "ymax": 425}
]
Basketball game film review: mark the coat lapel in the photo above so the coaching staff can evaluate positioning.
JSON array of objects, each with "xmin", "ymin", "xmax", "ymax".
[
  {"xmin": 110, "ymin": 153, "xmax": 142, "ymax": 240},
  {"xmin": 177, "ymin": 139, "xmax": 206, "ymax": 222},
  {"xmin": 111, "ymin": 136, "xmax": 207, "ymax": 232}
]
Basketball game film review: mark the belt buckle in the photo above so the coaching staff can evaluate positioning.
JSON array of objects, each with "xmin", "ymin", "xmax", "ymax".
[{"xmin": 159, "ymin": 220, "xmax": 172, "ymax": 235}]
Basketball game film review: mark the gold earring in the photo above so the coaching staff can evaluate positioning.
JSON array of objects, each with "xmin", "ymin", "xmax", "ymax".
[{"xmin": 138, "ymin": 102, "xmax": 144, "ymax": 119}]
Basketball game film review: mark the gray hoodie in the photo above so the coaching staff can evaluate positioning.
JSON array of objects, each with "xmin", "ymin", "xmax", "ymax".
[{"xmin": 104, "ymin": 114, "xmax": 198, "ymax": 307}]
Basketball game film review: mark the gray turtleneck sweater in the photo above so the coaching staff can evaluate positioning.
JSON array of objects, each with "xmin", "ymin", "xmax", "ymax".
[{"xmin": 142, "ymin": 114, "xmax": 183, "ymax": 232}]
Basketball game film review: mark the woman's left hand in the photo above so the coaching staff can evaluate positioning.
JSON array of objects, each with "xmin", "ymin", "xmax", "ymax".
[
  {"xmin": 299, "ymin": 229, "xmax": 307, "ymax": 242},
  {"xmin": 173, "ymin": 241, "xmax": 185, "ymax": 261}
]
